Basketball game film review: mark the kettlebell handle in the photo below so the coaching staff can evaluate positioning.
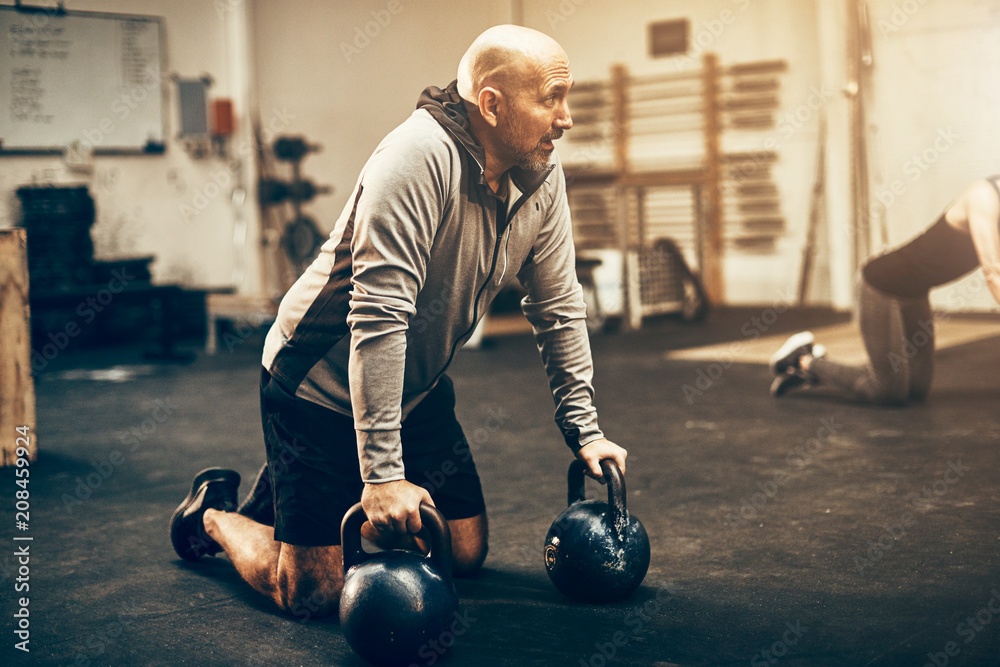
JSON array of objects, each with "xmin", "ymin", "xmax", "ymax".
[
  {"xmin": 568, "ymin": 459, "xmax": 628, "ymax": 534},
  {"xmin": 340, "ymin": 502, "xmax": 453, "ymax": 581}
]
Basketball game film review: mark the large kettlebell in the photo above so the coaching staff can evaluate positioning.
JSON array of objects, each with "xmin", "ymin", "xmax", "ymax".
[
  {"xmin": 339, "ymin": 502, "xmax": 459, "ymax": 666},
  {"xmin": 544, "ymin": 459, "xmax": 650, "ymax": 603}
]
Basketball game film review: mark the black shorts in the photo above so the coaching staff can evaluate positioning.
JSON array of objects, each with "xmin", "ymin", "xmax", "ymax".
[
  {"xmin": 259, "ymin": 368, "xmax": 486, "ymax": 546},
  {"xmin": 862, "ymin": 216, "xmax": 980, "ymax": 298}
]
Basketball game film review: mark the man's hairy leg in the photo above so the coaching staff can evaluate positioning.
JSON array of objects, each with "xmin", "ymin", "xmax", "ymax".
[
  {"xmin": 450, "ymin": 512, "xmax": 489, "ymax": 575},
  {"xmin": 204, "ymin": 508, "xmax": 343, "ymax": 616},
  {"xmin": 359, "ymin": 511, "xmax": 489, "ymax": 576}
]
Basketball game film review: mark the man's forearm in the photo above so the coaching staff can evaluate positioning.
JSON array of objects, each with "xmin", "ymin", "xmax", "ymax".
[
  {"xmin": 348, "ymin": 322, "xmax": 408, "ymax": 483},
  {"xmin": 532, "ymin": 316, "xmax": 604, "ymax": 450}
]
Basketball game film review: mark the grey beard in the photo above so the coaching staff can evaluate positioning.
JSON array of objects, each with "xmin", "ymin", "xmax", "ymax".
[
  {"xmin": 515, "ymin": 148, "xmax": 551, "ymax": 171},
  {"xmin": 500, "ymin": 120, "xmax": 554, "ymax": 171}
]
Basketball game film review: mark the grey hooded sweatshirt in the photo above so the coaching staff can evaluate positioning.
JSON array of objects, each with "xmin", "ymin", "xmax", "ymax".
[{"xmin": 262, "ymin": 81, "xmax": 604, "ymax": 483}]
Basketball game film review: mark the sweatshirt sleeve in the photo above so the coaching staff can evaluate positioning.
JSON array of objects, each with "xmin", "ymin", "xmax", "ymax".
[
  {"xmin": 347, "ymin": 126, "xmax": 449, "ymax": 483},
  {"xmin": 516, "ymin": 157, "xmax": 605, "ymax": 452}
]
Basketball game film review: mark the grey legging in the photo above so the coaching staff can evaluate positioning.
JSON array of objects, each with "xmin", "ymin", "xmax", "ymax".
[
  {"xmin": 806, "ymin": 209, "xmax": 984, "ymax": 405},
  {"xmin": 808, "ymin": 278, "xmax": 934, "ymax": 405}
]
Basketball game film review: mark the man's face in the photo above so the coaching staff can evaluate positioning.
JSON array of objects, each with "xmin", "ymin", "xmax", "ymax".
[{"xmin": 497, "ymin": 54, "xmax": 574, "ymax": 171}]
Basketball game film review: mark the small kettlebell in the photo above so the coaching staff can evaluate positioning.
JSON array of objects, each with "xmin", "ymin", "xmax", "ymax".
[
  {"xmin": 339, "ymin": 502, "xmax": 459, "ymax": 666},
  {"xmin": 544, "ymin": 459, "xmax": 650, "ymax": 603}
]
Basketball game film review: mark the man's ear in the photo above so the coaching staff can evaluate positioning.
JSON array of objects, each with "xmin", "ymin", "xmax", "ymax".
[{"xmin": 477, "ymin": 87, "xmax": 502, "ymax": 128}]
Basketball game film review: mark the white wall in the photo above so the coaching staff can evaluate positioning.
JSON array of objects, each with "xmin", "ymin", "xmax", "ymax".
[
  {"xmin": 0, "ymin": 0, "xmax": 505, "ymax": 297},
  {"xmin": 521, "ymin": 0, "xmax": 829, "ymax": 307},
  {"xmin": 6, "ymin": 1, "xmax": 992, "ymax": 311},
  {"xmin": 252, "ymin": 0, "xmax": 506, "ymax": 290},
  {"xmin": 864, "ymin": 0, "xmax": 1000, "ymax": 312},
  {"xmin": 815, "ymin": 0, "xmax": 854, "ymax": 310},
  {"xmin": 0, "ymin": 0, "xmax": 263, "ymax": 293}
]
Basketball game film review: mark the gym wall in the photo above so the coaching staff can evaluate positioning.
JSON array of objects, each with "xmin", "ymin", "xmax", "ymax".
[
  {"xmin": 521, "ymin": 0, "xmax": 828, "ymax": 307},
  {"xmin": 863, "ymin": 0, "xmax": 1000, "ymax": 313},
  {"xmin": 0, "ymin": 0, "xmax": 264, "ymax": 294},
  {"xmin": 251, "ymin": 0, "xmax": 506, "ymax": 292},
  {"xmin": 2, "ymin": 0, "xmax": 997, "ymax": 312}
]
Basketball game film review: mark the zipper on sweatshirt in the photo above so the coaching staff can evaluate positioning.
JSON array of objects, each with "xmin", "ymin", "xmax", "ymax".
[
  {"xmin": 422, "ymin": 199, "xmax": 508, "ymax": 393},
  {"xmin": 496, "ymin": 226, "xmax": 511, "ymax": 286},
  {"xmin": 494, "ymin": 190, "xmax": 534, "ymax": 287},
  {"xmin": 465, "ymin": 198, "xmax": 508, "ymax": 339},
  {"xmin": 419, "ymin": 157, "xmax": 551, "ymax": 394},
  {"xmin": 460, "ymin": 192, "xmax": 532, "ymax": 335}
]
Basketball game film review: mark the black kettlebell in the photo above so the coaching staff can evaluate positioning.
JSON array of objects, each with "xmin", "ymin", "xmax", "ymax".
[
  {"xmin": 544, "ymin": 459, "xmax": 650, "ymax": 603},
  {"xmin": 339, "ymin": 502, "xmax": 459, "ymax": 666}
]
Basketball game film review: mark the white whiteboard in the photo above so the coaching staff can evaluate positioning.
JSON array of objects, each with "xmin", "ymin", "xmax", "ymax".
[{"xmin": 0, "ymin": 6, "xmax": 166, "ymax": 154}]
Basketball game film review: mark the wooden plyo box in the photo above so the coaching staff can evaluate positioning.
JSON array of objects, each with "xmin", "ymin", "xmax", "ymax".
[{"xmin": 0, "ymin": 228, "xmax": 38, "ymax": 465}]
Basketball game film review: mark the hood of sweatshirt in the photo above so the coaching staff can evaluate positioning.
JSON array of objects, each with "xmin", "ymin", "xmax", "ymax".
[{"xmin": 416, "ymin": 80, "xmax": 554, "ymax": 196}]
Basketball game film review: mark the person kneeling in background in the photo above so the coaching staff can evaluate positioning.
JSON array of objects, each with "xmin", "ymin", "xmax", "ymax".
[{"xmin": 770, "ymin": 176, "xmax": 1000, "ymax": 404}]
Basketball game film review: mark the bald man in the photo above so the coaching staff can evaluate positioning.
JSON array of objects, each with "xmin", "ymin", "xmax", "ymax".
[{"xmin": 169, "ymin": 25, "xmax": 626, "ymax": 616}]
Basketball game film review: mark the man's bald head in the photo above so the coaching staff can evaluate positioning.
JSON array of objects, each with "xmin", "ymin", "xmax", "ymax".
[{"xmin": 457, "ymin": 25, "xmax": 567, "ymax": 103}]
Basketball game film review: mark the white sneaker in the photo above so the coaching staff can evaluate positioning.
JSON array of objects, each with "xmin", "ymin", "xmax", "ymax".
[{"xmin": 769, "ymin": 331, "xmax": 814, "ymax": 375}]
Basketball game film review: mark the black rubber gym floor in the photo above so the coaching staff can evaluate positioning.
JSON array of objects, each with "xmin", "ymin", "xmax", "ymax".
[{"xmin": 3, "ymin": 307, "xmax": 998, "ymax": 666}]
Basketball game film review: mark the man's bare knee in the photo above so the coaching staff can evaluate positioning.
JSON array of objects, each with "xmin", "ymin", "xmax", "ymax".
[
  {"xmin": 449, "ymin": 513, "xmax": 488, "ymax": 576},
  {"xmin": 453, "ymin": 544, "xmax": 488, "ymax": 576},
  {"xmin": 273, "ymin": 544, "xmax": 344, "ymax": 617}
]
